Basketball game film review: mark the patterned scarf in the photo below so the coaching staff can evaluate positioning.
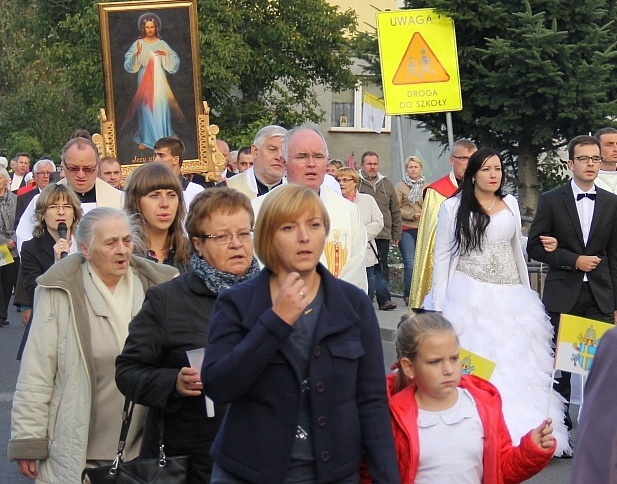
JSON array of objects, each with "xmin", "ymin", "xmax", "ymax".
[
  {"xmin": 190, "ymin": 252, "xmax": 260, "ymax": 294},
  {"xmin": 404, "ymin": 174, "xmax": 426, "ymax": 204}
]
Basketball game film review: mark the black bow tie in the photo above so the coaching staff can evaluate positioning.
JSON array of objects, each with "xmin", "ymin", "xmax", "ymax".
[{"xmin": 577, "ymin": 193, "xmax": 596, "ymax": 201}]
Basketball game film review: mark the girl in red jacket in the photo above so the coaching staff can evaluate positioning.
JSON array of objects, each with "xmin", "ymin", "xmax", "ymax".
[{"xmin": 388, "ymin": 312, "xmax": 555, "ymax": 483}]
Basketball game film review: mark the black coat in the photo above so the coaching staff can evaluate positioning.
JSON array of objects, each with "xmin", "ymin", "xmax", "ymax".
[
  {"xmin": 115, "ymin": 271, "xmax": 226, "ymax": 484},
  {"xmin": 15, "ymin": 230, "xmax": 55, "ymax": 360},
  {"xmin": 527, "ymin": 182, "xmax": 617, "ymax": 314}
]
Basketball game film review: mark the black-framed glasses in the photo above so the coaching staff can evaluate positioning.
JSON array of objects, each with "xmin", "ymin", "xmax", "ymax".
[
  {"xmin": 197, "ymin": 230, "xmax": 253, "ymax": 245},
  {"xmin": 573, "ymin": 156, "xmax": 602, "ymax": 163},
  {"xmin": 336, "ymin": 177, "xmax": 354, "ymax": 183},
  {"xmin": 451, "ymin": 155, "xmax": 471, "ymax": 162},
  {"xmin": 62, "ymin": 162, "xmax": 98, "ymax": 174}
]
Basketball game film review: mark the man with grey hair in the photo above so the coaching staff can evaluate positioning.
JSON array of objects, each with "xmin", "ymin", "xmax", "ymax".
[
  {"xmin": 594, "ymin": 127, "xmax": 617, "ymax": 193},
  {"xmin": 16, "ymin": 137, "xmax": 122, "ymax": 252},
  {"xmin": 15, "ymin": 159, "xmax": 56, "ymax": 227},
  {"xmin": 252, "ymin": 124, "xmax": 368, "ymax": 290},
  {"xmin": 227, "ymin": 125, "xmax": 287, "ymax": 199}
]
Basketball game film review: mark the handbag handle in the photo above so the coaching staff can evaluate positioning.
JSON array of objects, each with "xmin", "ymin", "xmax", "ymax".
[{"xmin": 110, "ymin": 369, "xmax": 151, "ymax": 474}]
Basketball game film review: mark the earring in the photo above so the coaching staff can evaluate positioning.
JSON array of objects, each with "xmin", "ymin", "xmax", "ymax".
[{"xmin": 472, "ymin": 178, "xmax": 475, "ymax": 184}]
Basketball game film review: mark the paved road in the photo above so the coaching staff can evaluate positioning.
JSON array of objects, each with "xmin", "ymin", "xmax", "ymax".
[{"xmin": 1, "ymin": 296, "xmax": 574, "ymax": 482}]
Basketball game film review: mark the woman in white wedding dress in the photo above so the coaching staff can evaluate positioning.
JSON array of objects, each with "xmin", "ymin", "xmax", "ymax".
[{"xmin": 426, "ymin": 148, "xmax": 571, "ymax": 456}]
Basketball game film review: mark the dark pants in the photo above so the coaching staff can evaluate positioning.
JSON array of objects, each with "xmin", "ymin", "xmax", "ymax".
[
  {"xmin": 374, "ymin": 239, "xmax": 392, "ymax": 306},
  {"xmin": 548, "ymin": 282, "xmax": 613, "ymax": 429},
  {"xmin": 0, "ymin": 256, "xmax": 19, "ymax": 320}
]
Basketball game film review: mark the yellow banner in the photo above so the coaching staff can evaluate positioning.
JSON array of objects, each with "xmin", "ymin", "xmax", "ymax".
[
  {"xmin": 363, "ymin": 91, "xmax": 385, "ymax": 110},
  {"xmin": 554, "ymin": 314, "xmax": 614, "ymax": 376}
]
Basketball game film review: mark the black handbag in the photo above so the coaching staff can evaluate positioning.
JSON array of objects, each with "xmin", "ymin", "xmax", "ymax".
[{"xmin": 81, "ymin": 372, "xmax": 189, "ymax": 483}]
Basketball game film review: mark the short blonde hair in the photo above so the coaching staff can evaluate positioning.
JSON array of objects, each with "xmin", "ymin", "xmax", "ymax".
[
  {"xmin": 335, "ymin": 167, "xmax": 358, "ymax": 185},
  {"xmin": 255, "ymin": 184, "xmax": 330, "ymax": 272},
  {"xmin": 404, "ymin": 156, "xmax": 423, "ymax": 170}
]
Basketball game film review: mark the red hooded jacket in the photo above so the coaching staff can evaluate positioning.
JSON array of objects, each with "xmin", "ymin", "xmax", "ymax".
[{"xmin": 382, "ymin": 373, "xmax": 554, "ymax": 484}]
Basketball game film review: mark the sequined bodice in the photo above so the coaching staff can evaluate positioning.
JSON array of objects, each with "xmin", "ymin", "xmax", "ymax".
[{"xmin": 456, "ymin": 210, "xmax": 520, "ymax": 285}]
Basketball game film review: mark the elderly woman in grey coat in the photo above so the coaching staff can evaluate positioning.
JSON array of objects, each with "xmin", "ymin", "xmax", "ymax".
[{"xmin": 9, "ymin": 207, "xmax": 178, "ymax": 482}]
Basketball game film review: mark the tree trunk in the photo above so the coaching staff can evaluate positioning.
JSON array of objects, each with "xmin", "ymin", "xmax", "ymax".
[{"xmin": 516, "ymin": 146, "xmax": 541, "ymax": 219}]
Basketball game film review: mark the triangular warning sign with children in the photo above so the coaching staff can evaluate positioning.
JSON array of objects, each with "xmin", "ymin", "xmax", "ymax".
[{"xmin": 392, "ymin": 32, "xmax": 450, "ymax": 85}]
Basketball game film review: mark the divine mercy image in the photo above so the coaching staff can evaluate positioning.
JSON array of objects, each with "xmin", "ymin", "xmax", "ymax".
[{"xmin": 122, "ymin": 12, "xmax": 184, "ymax": 150}]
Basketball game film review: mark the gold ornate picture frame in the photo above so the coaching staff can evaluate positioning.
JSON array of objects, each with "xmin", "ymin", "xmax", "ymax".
[{"xmin": 97, "ymin": 0, "xmax": 224, "ymax": 179}]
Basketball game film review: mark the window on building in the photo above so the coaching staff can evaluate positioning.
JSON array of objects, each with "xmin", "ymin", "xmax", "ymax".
[{"xmin": 330, "ymin": 81, "xmax": 391, "ymax": 132}]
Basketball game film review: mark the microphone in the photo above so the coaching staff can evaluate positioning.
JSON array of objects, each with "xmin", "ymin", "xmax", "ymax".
[{"xmin": 57, "ymin": 222, "xmax": 68, "ymax": 259}]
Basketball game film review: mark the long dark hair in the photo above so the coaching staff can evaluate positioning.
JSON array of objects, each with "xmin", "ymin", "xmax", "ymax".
[{"xmin": 453, "ymin": 148, "xmax": 505, "ymax": 255}]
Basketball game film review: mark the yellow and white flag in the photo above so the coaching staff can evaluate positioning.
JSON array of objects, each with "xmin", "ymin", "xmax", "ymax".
[
  {"xmin": 362, "ymin": 92, "xmax": 385, "ymax": 133},
  {"xmin": 554, "ymin": 314, "xmax": 614, "ymax": 376},
  {"xmin": 459, "ymin": 347, "xmax": 496, "ymax": 381},
  {"xmin": 0, "ymin": 244, "xmax": 14, "ymax": 266}
]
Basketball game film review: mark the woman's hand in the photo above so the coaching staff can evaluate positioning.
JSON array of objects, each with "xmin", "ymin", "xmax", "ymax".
[
  {"xmin": 17, "ymin": 459, "xmax": 38, "ymax": 479},
  {"xmin": 53, "ymin": 238, "xmax": 71, "ymax": 262},
  {"xmin": 272, "ymin": 272, "xmax": 309, "ymax": 326},
  {"xmin": 176, "ymin": 367, "xmax": 203, "ymax": 397},
  {"xmin": 540, "ymin": 235, "xmax": 557, "ymax": 253},
  {"xmin": 7, "ymin": 239, "xmax": 15, "ymax": 250},
  {"xmin": 531, "ymin": 418, "xmax": 555, "ymax": 450},
  {"xmin": 21, "ymin": 308, "xmax": 32, "ymax": 326},
  {"xmin": 412, "ymin": 212, "xmax": 421, "ymax": 222}
]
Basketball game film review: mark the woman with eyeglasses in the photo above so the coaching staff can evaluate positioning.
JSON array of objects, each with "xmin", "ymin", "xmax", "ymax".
[
  {"xmin": 14, "ymin": 184, "xmax": 82, "ymax": 360},
  {"xmin": 124, "ymin": 162, "xmax": 190, "ymax": 273},
  {"xmin": 395, "ymin": 156, "xmax": 429, "ymax": 306},
  {"xmin": 426, "ymin": 148, "xmax": 570, "ymax": 456},
  {"xmin": 336, "ymin": 167, "xmax": 384, "ymax": 304},
  {"xmin": 116, "ymin": 188, "xmax": 260, "ymax": 483}
]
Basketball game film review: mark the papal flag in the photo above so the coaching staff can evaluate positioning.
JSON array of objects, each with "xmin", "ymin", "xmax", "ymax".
[
  {"xmin": 459, "ymin": 347, "xmax": 496, "ymax": 381},
  {"xmin": 362, "ymin": 92, "xmax": 385, "ymax": 133},
  {"xmin": 554, "ymin": 314, "xmax": 614, "ymax": 377},
  {"xmin": 0, "ymin": 244, "xmax": 14, "ymax": 266}
]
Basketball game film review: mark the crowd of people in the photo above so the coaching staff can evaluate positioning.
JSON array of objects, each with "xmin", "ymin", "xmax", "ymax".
[{"xmin": 4, "ymin": 124, "xmax": 617, "ymax": 483}]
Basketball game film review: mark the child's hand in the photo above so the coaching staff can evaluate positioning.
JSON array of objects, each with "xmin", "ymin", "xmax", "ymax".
[{"xmin": 531, "ymin": 418, "xmax": 555, "ymax": 450}]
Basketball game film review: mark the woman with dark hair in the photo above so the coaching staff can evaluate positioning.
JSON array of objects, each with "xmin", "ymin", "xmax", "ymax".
[
  {"xmin": 124, "ymin": 162, "xmax": 190, "ymax": 273},
  {"xmin": 123, "ymin": 12, "xmax": 181, "ymax": 150},
  {"xmin": 426, "ymin": 148, "xmax": 571, "ymax": 455}
]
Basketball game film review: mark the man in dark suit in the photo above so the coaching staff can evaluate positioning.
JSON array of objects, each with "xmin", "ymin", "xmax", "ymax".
[{"xmin": 528, "ymin": 134, "xmax": 617, "ymax": 434}]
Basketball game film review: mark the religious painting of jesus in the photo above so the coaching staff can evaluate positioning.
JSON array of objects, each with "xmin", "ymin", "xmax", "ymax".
[{"xmin": 99, "ymin": 0, "xmax": 201, "ymax": 167}]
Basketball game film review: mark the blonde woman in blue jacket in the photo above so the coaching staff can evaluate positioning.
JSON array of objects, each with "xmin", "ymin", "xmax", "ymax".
[{"xmin": 202, "ymin": 184, "xmax": 399, "ymax": 484}]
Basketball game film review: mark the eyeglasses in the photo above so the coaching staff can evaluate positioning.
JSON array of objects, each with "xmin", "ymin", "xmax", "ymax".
[
  {"xmin": 198, "ymin": 230, "xmax": 253, "ymax": 245},
  {"xmin": 48, "ymin": 204, "xmax": 74, "ymax": 211},
  {"xmin": 451, "ymin": 155, "xmax": 471, "ymax": 162},
  {"xmin": 573, "ymin": 156, "xmax": 602, "ymax": 163},
  {"xmin": 336, "ymin": 177, "xmax": 354, "ymax": 183},
  {"xmin": 62, "ymin": 162, "xmax": 98, "ymax": 174},
  {"xmin": 290, "ymin": 153, "xmax": 327, "ymax": 162}
]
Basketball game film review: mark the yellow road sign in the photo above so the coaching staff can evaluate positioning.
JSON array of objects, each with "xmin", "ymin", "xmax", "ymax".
[{"xmin": 377, "ymin": 9, "xmax": 462, "ymax": 115}]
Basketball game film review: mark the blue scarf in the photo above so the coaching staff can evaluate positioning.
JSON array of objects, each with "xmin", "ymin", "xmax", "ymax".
[{"xmin": 190, "ymin": 252, "xmax": 260, "ymax": 294}]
